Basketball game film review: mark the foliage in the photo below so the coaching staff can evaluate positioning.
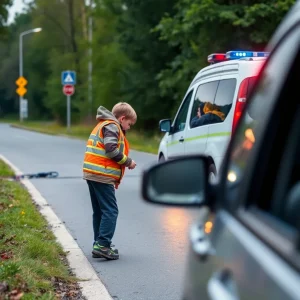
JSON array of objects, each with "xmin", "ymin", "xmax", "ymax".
[
  {"xmin": 0, "ymin": 0, "xmax": 296, "ymax": 129},
  {"xmin": 155, "ymin": 0, "xmax": 296, "ymax": 108},
  {"xmin": 0, "ymin": 0, "xmax": 12, "ymax": 34},
  {"xmin": 116, "ymin": 0, "xmax": 178, "ymax": 128},
  {"xmin": 0, "ymin": 159, "xmax": 79, "ymax": 298}
]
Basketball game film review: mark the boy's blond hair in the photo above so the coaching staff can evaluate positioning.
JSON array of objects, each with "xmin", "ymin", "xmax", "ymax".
[{"xmin": 112, "ymin": 102, "xmax": 137, "ymax": 123}]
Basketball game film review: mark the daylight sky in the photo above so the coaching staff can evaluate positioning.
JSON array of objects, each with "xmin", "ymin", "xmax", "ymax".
[{"xmin": 8, "ymin": 0, "xmax": 27, "ymax": 24}]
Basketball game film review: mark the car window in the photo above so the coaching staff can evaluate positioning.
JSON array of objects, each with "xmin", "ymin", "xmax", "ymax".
[
  {"xmin": 173, "ymin": 90, "xmax": 193, "ymax": 134},
  {"xmin": 213, "ymin": 79, "xmax": 236, "ymax": 120},
  {"xmin": 224, "ymin": 27, "xmax": 300, "ymax": 228},
  {"xmin": 189, "ymin": 81, "xmax": 219, "ymax": 128},
  {"xmin": 273, "ymin": 118, "xmax": 300, "ymax": 228}
]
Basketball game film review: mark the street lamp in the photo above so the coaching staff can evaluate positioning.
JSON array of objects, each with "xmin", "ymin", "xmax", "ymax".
[{"xmin": 19, "ymin": 27, "xmax": 42, "ymax": 122}]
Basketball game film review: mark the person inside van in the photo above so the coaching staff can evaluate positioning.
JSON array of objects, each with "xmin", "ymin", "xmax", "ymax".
[{"xmin": 191, "ymin": 102, "xmax": 225, "ymax": 128}]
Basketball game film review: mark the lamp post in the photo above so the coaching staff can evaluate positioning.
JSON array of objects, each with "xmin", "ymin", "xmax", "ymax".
[{"xmin": 19, "ymin": 27, "xmax": 42, "ymax": 122}]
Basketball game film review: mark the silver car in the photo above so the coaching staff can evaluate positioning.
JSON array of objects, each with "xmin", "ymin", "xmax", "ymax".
[{"xmin": 141, "ymin": 1, "xmax": 300, "ymax": 299}]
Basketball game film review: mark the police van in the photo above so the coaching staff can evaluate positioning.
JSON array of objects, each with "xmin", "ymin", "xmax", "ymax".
[{"xmin": 158, "ymin": 50, "xmax": 269, "ymax": 178}]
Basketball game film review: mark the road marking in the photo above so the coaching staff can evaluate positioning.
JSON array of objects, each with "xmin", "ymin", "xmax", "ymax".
[{"xmin": 0, "ymin": 154, "xmax": 112, "ymax": 300}]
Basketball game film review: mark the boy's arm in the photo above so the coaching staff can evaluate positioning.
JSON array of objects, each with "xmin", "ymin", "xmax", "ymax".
[{"xmin": 103, "ymin": 124, "xmax": 132, "ymax": 166}]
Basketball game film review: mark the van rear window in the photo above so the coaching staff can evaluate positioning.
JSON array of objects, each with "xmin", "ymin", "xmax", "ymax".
[{"xmin": 214, "ymin": 79, "xmax": 237, "ymax": 118}]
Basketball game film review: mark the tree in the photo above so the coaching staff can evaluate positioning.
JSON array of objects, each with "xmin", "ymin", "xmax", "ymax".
[
  {"xmin": 0, "ymin": 0, "xmax": 296, "ymax": 131},
  {"xmin": 0, "ymin": 0, "xmax": 12, "ymax": 35},
  {"xmin": 0, "ymin": 12, "xmax": 32, "ymax": 117},
  {"xmin": 116, "ymin": 0, "xmax": 178, "ymax": 129},
  {"xmin": 88, "ymin": 1, "xmax": 130, "ymax": 114},
  {"xmin": 31, "ymin": 0, "xmax": 86, "ymax": 122},
  {"xmin": 155, "ymin": 0, "xmax": 296, "ymax": 111}
]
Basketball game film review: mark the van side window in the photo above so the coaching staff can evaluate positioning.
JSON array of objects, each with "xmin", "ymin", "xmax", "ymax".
[
  {"xmin": 173, "ymin": 90, "xmax": 194, "ymax": 134},
  {"xmin": 214, "ymin": 79, "xmax": 237, "ymax": 119},
  {"xmin": 190, "ymin": 81, "xmax": 219, "ymax": 128}
]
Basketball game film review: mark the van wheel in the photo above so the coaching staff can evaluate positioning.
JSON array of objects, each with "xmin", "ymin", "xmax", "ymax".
[
  {"xmin": 159, "ymin": 154, "xmax": 165, "ymax": 163},
  {"xmin": 208, "ymin": 164, "xmax": 217, "ymax": 183}
]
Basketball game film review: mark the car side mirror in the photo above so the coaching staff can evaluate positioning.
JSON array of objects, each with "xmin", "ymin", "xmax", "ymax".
[
  {"xmin": 159, "ymin": 119, "xmax": 172, "ymax": 133},
  {"xmin": 141, "ymin": 156, "xmax": 211, "ymax": 207}
]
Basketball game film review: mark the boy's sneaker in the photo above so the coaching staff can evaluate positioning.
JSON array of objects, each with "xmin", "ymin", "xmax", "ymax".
[
  {"xmin": 92, "ymin": 243, "xmax": 119, "ymax": 260},
  {"xmin": 92, "ymin": 245, "xmax": 118, "ymax": 258}
]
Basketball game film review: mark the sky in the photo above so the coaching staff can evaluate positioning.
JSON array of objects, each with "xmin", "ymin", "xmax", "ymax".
[{"xmin": 7, "ymin": 0, "xmax": 28, "ymax": 24}]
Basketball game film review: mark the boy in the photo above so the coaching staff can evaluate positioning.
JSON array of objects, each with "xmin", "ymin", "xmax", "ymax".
[{"xmin": 83, "ymin": 102, "xmax": 137, "ymax": 260}]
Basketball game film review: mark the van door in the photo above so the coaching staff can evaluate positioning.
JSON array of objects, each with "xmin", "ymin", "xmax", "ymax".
[
  {"xmin": 206, "ymin": 77, "xmax": 237, "ymax": 171},
  {"xmin": 184, "ymin": 79, "xmax": 219, "ymax": 156},
  {"xmin": 166, "ymin": 89, "xmax": 194, "ymax": 159}
]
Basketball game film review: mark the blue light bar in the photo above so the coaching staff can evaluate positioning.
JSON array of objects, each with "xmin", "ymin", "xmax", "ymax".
[{"xmin": 226, "ymin": 51, "xmax": 270, "ymax": 60}]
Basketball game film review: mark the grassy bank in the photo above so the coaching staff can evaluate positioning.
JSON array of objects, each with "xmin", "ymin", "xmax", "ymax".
[
  {"xmin": 0, "ymin": 160, "xmax": 82, "ymax": 299},
  {"xmin": 5, "ymin": 120, "xmax": 161, "ymax": 154}
]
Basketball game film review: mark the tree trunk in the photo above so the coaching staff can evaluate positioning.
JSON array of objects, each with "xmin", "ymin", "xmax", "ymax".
[
  {"xmin": 67, "ymin": 0, "xmax": 80, "ymax": 72},
  {"xmin": 81, "ymin": 0, "xmax": 88, "ymax": 40}
]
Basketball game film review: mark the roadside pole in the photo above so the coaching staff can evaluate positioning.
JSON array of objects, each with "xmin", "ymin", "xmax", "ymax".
[
  {"xmin": 61, "ymin": 71, "xmax": 76, "ymax": 132},
  {"xmin": 67, "ymin": 95, "xmax": 71, "ymax": 131}
]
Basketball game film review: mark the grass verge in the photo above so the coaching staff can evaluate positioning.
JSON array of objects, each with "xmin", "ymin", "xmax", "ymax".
[
  {"xmin": 0, "ymin": 159, "xmax": 83, "ymax": 299},
  {"xmin": 6, "ymin": 121, "xmax": 161, "ymax": 155}
]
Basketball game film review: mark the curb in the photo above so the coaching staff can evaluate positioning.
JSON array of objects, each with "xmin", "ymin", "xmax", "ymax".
[{"xmin": 0, "ymin": 154, "xmax": 112, "ymax": 300}]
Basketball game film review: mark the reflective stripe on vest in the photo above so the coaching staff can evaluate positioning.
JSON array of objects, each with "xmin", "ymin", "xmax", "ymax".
[
  {"xmin": 83, "ymin": 162, "xmax": 122, "ymax": 177},
  {"xmin": 86, "ymin": 135, "xmax": 125, "ymax": 160}
]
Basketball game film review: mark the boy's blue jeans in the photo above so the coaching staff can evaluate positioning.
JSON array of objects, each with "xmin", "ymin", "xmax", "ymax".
[{"xmin": 86, "ymin": 180, "xmax": 118, "ymax": 248}]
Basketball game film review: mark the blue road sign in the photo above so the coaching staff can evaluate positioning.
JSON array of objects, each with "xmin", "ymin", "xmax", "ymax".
[{"xmin": 61, "ymin": 71, "xmax": 76, "ymax": 85}]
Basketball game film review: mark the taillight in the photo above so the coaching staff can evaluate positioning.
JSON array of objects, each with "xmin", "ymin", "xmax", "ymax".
[{"xmin": 232, "ymin": 78, "xmax": 249, "ymax": 134}]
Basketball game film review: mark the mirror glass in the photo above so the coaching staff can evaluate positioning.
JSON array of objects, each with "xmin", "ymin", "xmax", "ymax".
[
  {"xmin": 160, "ymin": 119, "xmax": 171, "ymax": 132},
  {"xmin": 144, "ymin": 157, "xmax": 207, "ymax": 205}
]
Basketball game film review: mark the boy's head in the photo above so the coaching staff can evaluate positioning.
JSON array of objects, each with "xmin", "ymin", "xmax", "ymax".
[{"xmin": 112, "ymin": 102, "xmax": 137, "ymax": 131}]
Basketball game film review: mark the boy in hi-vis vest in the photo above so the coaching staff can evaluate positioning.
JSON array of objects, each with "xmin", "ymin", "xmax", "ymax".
[{"xmin": 83, "ymin": 102, "xmax": 137, "ymax": 260}]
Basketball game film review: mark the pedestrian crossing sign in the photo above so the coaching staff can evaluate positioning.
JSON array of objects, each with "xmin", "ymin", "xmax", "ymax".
[{"xmin": 61, "ymin": 70, "xmax": 76, "ymax": 85}]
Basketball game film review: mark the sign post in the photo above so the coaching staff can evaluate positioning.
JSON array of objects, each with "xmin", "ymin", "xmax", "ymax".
[
  {"xmin": 21, "ymin": 99, "xmax": 28, "ymax": 119},
  {"xmin": 61, "ymin": 71, "xmax": 76, "ymax": 131},
  {"xmin": 62, "ymin": 84, "xmax": 75, "ymax": 131},
  {"xmin": 67, "ymin": 95, "xmax": 70, "ymax": 131}
]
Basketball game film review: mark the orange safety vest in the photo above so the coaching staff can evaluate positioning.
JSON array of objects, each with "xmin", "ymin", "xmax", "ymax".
[{"xmin": 83, "ymin": 120, "xmax": 129, "ymax": 186}]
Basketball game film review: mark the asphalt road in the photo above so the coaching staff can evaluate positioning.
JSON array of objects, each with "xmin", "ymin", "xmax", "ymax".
[{"xmin": 0, "ymin": 124, "xmax": 202, "ymax": 300}]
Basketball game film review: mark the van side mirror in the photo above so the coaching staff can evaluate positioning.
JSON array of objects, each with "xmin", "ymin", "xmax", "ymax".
[
  {"xmin": 141, "ymin": 156, "xmax": 211, "ymax": 207},
  {"xmin": 159, "ymin": 119, "xmax": 172, "ymax": 132}
]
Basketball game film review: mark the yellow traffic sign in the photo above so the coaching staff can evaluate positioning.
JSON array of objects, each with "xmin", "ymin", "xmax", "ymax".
[
  {"xmin": 16, "ymin": 76, "xmax": 28, "ymax": 87},
  {"xmin": 16, "ymin": 86, "xmax": 27, "ymax": 97}
]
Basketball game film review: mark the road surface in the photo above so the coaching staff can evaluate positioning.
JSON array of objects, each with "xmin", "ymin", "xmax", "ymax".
[{"xmin": 0, "ymin": 124, "xmax": 203, "ymax": 300}]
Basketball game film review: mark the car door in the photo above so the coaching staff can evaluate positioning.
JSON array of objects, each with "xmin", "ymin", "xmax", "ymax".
[
  {"xmin": 184, "ymin": 79, "xmax": 219, "ymax": 156},
  {"xmin": 182, "ymin": 24, "xmax": 300, "ymax": 300},
  {"xmin": 167, "ymin": 89, "xmax": 194, "ymax": 158}
]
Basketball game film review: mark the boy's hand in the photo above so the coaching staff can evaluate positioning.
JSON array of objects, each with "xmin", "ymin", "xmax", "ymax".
[{"xmin": 128, "ymin": 160, "xmax": 136, "ymax": 170}]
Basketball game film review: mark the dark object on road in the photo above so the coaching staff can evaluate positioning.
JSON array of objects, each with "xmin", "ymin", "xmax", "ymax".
[{"xmin": 14, "ymin": 171, "xmax": 59, "ymax": 180}]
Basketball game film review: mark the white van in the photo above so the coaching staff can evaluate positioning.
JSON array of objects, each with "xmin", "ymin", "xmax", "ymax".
[{"xmin": 158, "ymin": 50, "xmax": 269, "ymax": 177}]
